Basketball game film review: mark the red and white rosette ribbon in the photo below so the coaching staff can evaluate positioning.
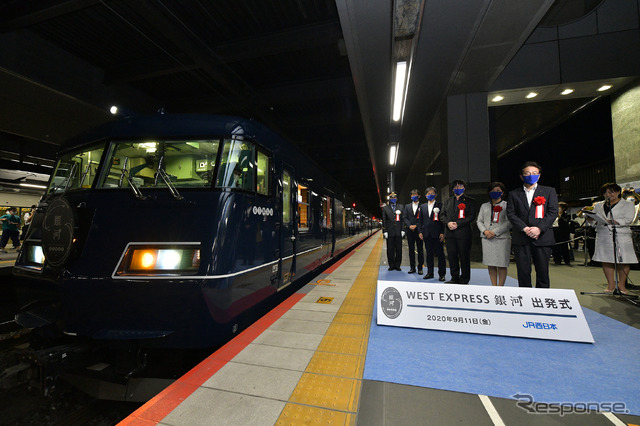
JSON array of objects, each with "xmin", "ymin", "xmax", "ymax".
[
  {"xmin": 458, "ymin": 203, "xmax": 466, "ymax": 219},
  {"xmin": 533, "ymin": 196, "xmax": 546, "ymax": 219},
  {"xmin": 395, "ymin": 209, "xmax": 402, "ymax": 221},
  {"xmin": 433, "ymin": 207, "xmax": 440, "ymax": 221},
  {"xmin": 492, "ymin": 205, "xmax": 502, "ymax": 223}
]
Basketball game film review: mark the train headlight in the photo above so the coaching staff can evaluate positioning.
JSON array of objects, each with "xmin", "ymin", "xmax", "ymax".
[{"xmin": 116, "ymin": 244, "xmax": 201, "ymax": 276}]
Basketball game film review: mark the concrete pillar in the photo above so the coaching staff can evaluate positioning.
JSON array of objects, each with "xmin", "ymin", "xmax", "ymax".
[
  {"xmin": 446, "ymin": 92, "xmax": 492, "ymax": 184},
  {"xmin": 611, "ymin": 81, "xmax": 640, "ymax": 189},
  {"xmin": 445, "ymin": 92, "xmax": 493, "ymax": 261}
]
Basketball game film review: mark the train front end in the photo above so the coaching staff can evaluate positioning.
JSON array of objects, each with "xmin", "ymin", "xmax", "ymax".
[{"xmin": 12, "ymin": 115, "xmax": 279, "ymax": 349}]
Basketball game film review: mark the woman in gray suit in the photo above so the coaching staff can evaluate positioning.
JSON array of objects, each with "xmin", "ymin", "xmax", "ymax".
[{"xmin": 477, "ymin": 182, "xmax": 512, "ymax": 286}]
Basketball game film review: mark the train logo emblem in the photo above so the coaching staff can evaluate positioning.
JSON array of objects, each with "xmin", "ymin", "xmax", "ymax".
[
  {"xmin": 380, "ymin": 287, "xmax": 403, "ymax": 319},
  {"xmin": 41, "ymin": 197, "xmax": 76, "ymax": 268}
]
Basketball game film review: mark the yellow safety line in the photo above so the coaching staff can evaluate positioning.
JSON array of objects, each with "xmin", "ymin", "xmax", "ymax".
[{"xmin": 276, "ymin": 234, "xmax": 383, "ymax": 425}]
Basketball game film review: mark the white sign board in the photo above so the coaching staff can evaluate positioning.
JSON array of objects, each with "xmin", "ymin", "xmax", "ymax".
[{"xmin": 377, "ymin": 281, "xmax": 594, "ymax": 343}]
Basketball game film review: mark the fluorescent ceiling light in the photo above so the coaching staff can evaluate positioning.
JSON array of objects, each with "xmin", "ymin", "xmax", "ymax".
[
  {"xmin": 598, "ymin": 85, "xmax": 612, "ymax": 92},
  {"xmin": 389, "ymin": 145, "xmax": 398, "ymax": 166},
  {"xmin": 491, "ymin": 95, "xmax": 504, "ymax": 102},
  {"xmin": 561, "ymin": 88, "xmax": 574, "ymax": 95},
  {"xmin": 392, "ymin": 61, "xmax": 407, "ymax": 121},
  {"xmin": 526, "ymin": 92, "xmax": 538, "ymax": 99}
]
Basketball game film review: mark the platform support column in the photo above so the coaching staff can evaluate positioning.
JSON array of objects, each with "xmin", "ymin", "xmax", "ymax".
[{"xmin": 611, "ymin": 81, "xmax": 640, "ymax": 188}]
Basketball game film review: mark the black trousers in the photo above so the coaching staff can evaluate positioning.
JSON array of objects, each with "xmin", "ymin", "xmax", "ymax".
[
  {"xmin": 445, "ymin": 236, "xmax": 471, "ymax": 283},
  {"xmin": 513, "ymin": 243, "xmax": 552, "ymax": 288},
  {"xmin": 552, "ymin": 242, "xmax": 571, "ymax": 264},
  {"xmin": 386, "ymin": 234, "xmax": 402, "ymax": 269},
  {"xmin": 406, "ymin": 229, "xmax": 423, "ymax": 269},
  {"xmin": 0, "ymin": 229, "xmax": 20, "ymax": 248},
  {"xmin": 424, "ymin": 236, "xmax": 446, "ymax": 276}
]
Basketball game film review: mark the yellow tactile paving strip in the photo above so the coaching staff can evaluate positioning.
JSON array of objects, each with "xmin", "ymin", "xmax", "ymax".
[{"xmin": 276, "ymin": 234, "xmax": 383, "ymax": 426}]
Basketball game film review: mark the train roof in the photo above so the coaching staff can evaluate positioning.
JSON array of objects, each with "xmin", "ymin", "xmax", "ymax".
[{"xmin": 62, "ymin": 113, "xmax": 277, "ymax": 150}]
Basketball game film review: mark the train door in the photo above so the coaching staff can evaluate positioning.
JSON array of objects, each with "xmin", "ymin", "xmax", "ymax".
[
  {"xmin": 279, "ymin": 167, "xmax": 297, "ymax": 290},
  {"xmin": 322, "ymin": 188, "xmax": 335, "ymax": 258}
]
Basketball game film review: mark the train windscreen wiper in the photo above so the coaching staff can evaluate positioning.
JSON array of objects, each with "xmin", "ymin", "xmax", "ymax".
[
  {"xmin": 78, "ymin": 163, "xmax": 91, "ymax": 188},
  {"xmin": 122, "ymin": 157, "xmax": 147, "ymax": 200},
  {"xmin": 57, "ymin": 162, "xmax": 78, "ymax": 195},
  {"xmin": 156, "ymin": 156, "xmax": 184, "ymax": 201}
]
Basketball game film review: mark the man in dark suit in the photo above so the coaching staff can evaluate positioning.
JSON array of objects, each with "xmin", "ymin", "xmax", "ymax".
[
  {"xmin": 382, "ymin": 191, "xmax": 405, "ymax": 271},
  {"xmin": 418, "ymin": 186, "xmax": 446, "ymax": 281},
  {"xmin": 403, "ymin": 189, "xmax": 424, "ymax": 274},
  {"xmin": 506, "ymin": 161, "xmax": 559, "ymax": 288},
  {"xmin": 440, "ymin": 179, "xmax": 476, "ymax": 284}
]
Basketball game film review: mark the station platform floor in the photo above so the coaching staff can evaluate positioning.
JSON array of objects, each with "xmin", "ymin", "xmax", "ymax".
[
  {"xmin": 0, "ymin": 248, "xmax": 19, "ymax": 272},
  {"xmin": 48, "ymin": 235, "xmax": 640, "ymax": 425}
]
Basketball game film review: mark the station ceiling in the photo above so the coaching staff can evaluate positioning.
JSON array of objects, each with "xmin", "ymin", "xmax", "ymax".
[{"xmin": 0, "ymin": 0, "xmax": 634, "ymax": 212}]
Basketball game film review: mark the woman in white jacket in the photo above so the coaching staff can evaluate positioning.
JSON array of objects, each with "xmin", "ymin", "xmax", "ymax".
[
  {"xmin": 589, "ymin": 182, "xmax": 638, "ymax": 294},
  {"xmin": 477, "ymin": 182, "xmax": 512, "ymax": 286}
]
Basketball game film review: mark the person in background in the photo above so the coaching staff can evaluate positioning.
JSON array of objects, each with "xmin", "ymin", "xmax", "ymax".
[
  {"xmin": 418, "ymin": 187, "xmax": 446, "ymax": 281},
  {"xmin": 552, "ymin": 201, "xmax": 572, "ymax": 266},
  {"xmin": 440, "ymin": 179, "xmax": 476, "ymax": 284},
  {"xmin": 403, "ymin": 189, "xmax": 424, "ymax": 274},
  {"xmin": 587, "ymin": 183, "xmax": 638, "ymax": 294},
  {"xmin": 477, "ymin": 182, "xmax": 512, "ymax": 286},
  {"xmin": 21, "ymin": 205, "xmax": 36, "ymax": 241},
  {"xmin": 577, "ymin": 206, "xmax": 598, "ymax": 266},
  {"xmin": 0, "ymin": 207, "xmax": 21, "ymax": 253},
  {"xmin": 506, "ymin": 161, "xmax": 558, "ymax": 288},
  {"xmin": 382, "ymin": 191, "xmax": 405, "ymax": 271}
]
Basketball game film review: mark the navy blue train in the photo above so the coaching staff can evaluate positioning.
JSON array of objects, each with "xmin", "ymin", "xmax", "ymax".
[{"xmin": 13, "ymin": 113, "xmax": 374, "ymax": 350}]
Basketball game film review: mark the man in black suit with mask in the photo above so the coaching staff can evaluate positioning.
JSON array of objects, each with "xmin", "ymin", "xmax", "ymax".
[
  {"xmin": 403, "ymin": 189, "xmax": 424, "ymax": 274},
  {"xmin": 440, "ymin": 179, "xmax": 476, "ymax": 284},
  {"xmin": 506, "ymin": 161, "xmax": 558, "ymax": 288},
  {"xmin": 418, "ymin": 186, "xmax": 446, "ymax": 281},
  {"xmin": 382, "ymin": 191, "xmax": 405, "ymax": 271}
]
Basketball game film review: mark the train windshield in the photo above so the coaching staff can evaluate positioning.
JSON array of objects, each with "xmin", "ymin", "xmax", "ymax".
[
  {"xmin": 98, "ymin": 139, "xmax": 220, "ymax": 189},
  {"xmin": 47, "ymin": 145, "xmax": 106, "ymax": 193}
]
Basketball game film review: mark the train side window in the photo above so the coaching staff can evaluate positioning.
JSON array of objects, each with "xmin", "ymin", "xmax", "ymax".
[
  {"xmin": 216, "ymin": 139, "xmax": 255, "ymax": 191},
  {"xmin": 48, "ymin": 145, "xmax": 105, "ymax": 193},
  {"xmin": 256, "ymin": 149, "xmax": 271, "ymax": 195},
  {"xmin": 297, "ymin": 184, "xmax": 309, "ymax": 231},
  {"xmin": 322, "ymin": 196, "xmax": 333, "ymax": 229},
  {"xmin": 282, "ymin": 171, "xmax": 291, "ymax": 223}
]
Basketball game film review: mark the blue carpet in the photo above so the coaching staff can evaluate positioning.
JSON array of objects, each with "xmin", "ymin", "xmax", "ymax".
[{"xmin": 365, "ymin": 267, "xmax": 640, "ymax": 415}]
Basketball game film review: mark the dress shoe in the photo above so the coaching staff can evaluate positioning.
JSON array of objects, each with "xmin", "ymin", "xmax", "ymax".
[
  {"xmin": 395, "ymin": 267, "xmax": 402, "ymax": 271},
  {"xmin": 445, "ymin": 279, "xmax": 460, "ymax": 284},
  {"xmin": 408, "ymin": 268, "xmax": 416, "ymax": 274},
  {"xmin": 388, "ymin": 267, "xmax": 394, "ymax": 271},
  {"xmin": 460, "ymin": 281, "xmax": 469, "ymax": 285},
  {"xmin": 439, "ymin": 276, "xmax": 446, "ymax": 282},
  {"xmin": 418, "ymin": 269, "xmax": 423, "ymax": 275},
  {"xmin": 424, "ymin": 273, "xmax": 434, "ymax": 279}
]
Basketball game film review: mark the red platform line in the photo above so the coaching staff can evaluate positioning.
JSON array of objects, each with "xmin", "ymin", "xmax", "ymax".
[
  {"xmin": 324, "ymin": 249, "xmax": 356, "ymax": 274},
  {"xmin": 118, "ymin": 292, "xmax": 306, "ymax": 425}
]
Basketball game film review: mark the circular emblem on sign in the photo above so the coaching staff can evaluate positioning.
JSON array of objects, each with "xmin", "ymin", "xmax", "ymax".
[
  {"xmin": 380, "ymin": 287, "xmax": 403, "ymax": 319},
  {"xmin": 41, "ymin": 197, "xmax": 76, "ymax": 268}
]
